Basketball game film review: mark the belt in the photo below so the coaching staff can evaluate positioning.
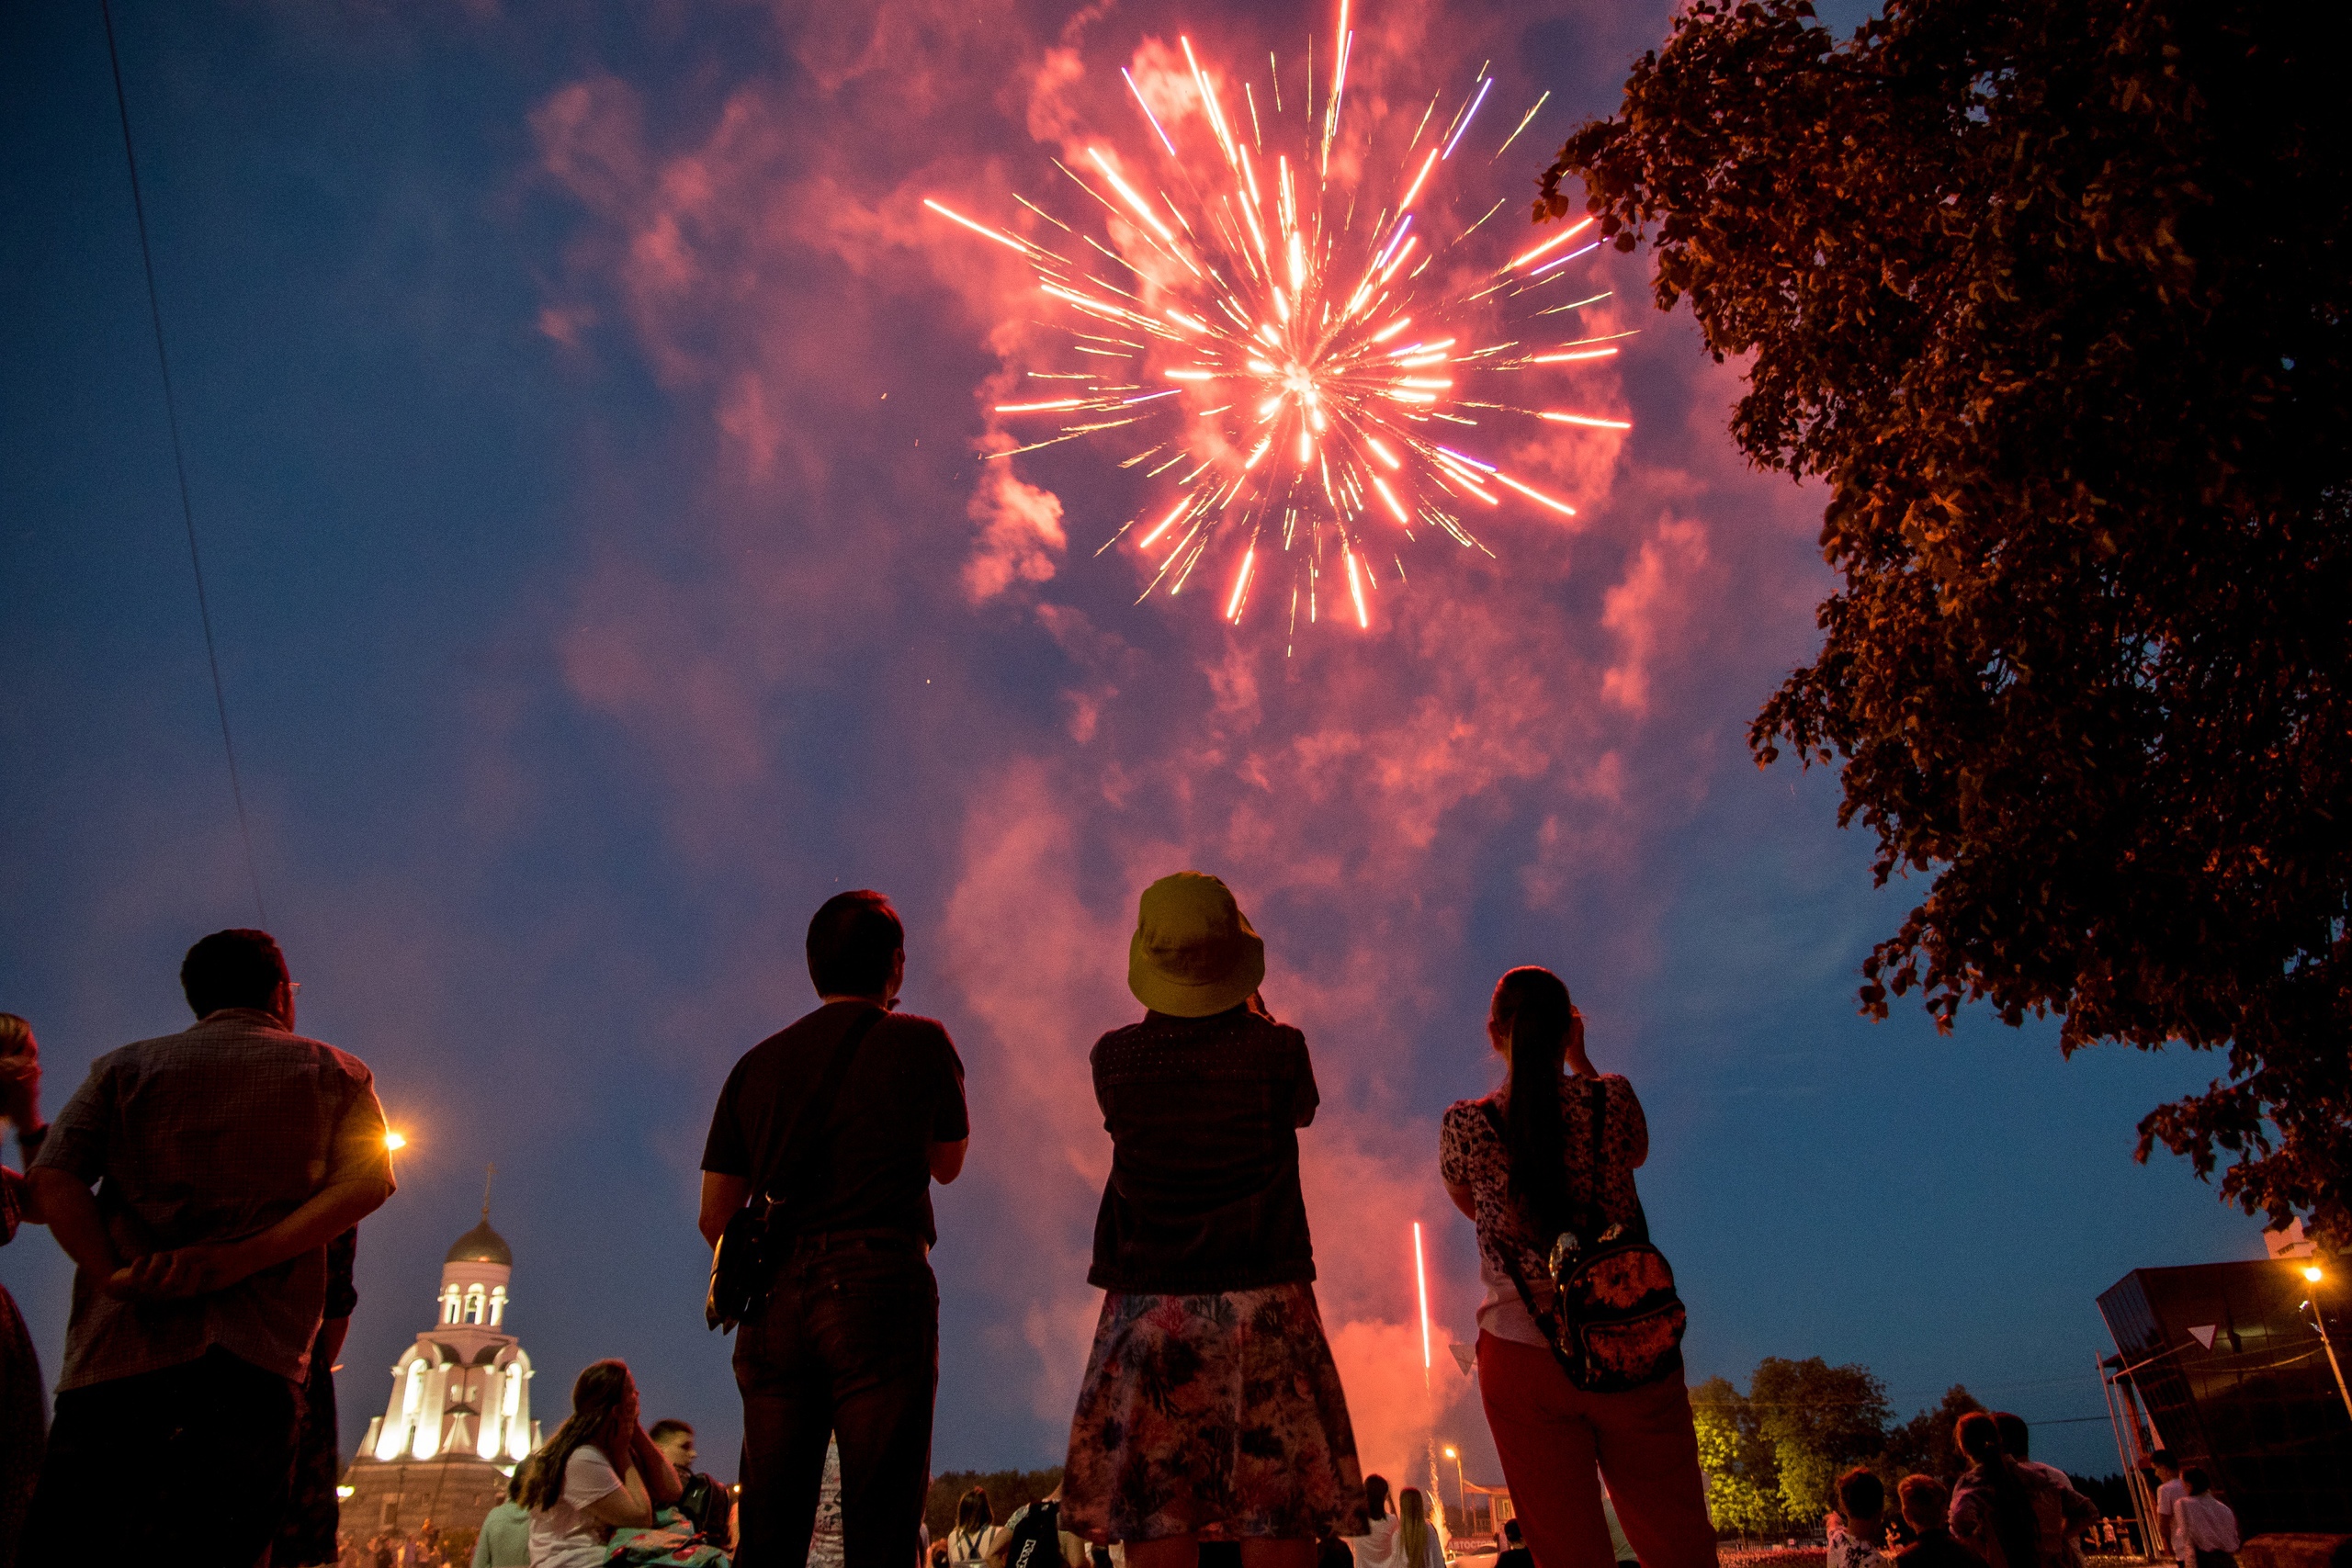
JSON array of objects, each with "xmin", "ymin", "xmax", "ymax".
[{"xmin": 777, "ymin": 1227, "xmax": 929, "ymax": 1257}]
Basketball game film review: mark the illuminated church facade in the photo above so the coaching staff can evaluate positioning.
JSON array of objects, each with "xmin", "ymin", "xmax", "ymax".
[{"xmin": 343, "ymin": 1204, "xmax": 541, "ymax": 1534}]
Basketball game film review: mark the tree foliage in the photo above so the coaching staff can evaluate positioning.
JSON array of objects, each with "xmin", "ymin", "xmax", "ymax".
[
  {"xmin": 1695, "ymin": 1361, "xmax": 1974, "ymax": 1535},
  {"xmin": 1538, "ymin": 0, "xmax": 2352, "ymax": 1244},
  {"xmin": 1693, "ymin": 1373, "xmax": 1789, "ymax": 1537},
  {"xmin": 1880, "ymin": 1384, "xmax": 1986, "ymax": 1482},
  {"xmin": 926, "ymin": 1469, "xmax": 1064, "ymax": 1540},
  {"xmin": 1752, "ymin": 1358, "xmax": 1895, "ymax": 1521}
]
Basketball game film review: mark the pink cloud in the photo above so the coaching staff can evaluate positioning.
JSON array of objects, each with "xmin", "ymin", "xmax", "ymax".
[
  {"xmin": 1601, "ymin": 515, "xmax": 1715, "ymax": 716},
  {"xmin": 521, "ymin": 0, "xmax": 1837, "ymax": 1446}
]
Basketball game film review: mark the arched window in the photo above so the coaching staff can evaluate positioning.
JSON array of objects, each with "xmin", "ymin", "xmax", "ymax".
[
  {"xmin": 489, "ymin": 1285, "xmax": 507, "ymax": 1326},
  {"xmin": 465, "ymin": 1285, "xmax": 486, "ymax": 1325},
  {"xmin": 440, "ymin": 1284, "xmax": 462, "ymax": 1325}
]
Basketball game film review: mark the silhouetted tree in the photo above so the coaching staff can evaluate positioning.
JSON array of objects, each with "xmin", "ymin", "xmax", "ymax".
[
  {"xmin": 1538, "ymin": 0, "xmax": 2352, "ymax": 1244},
  {"xmin": 925, "ymin": 1469, "xmax": 1065, "ymax": 1541},
  {"xmin": 1880, "ymin": 1384, "xmax": 1984, "ymax": 1481}
]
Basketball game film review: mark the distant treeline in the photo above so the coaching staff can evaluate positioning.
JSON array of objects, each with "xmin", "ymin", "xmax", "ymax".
[
  {"xmin": 1696, "ymin": 1359, "xmax": 2132, "ymax": 1540},
  {"xmin": 926, "ymin": 1469, "xmax": 1066, "ymax": 1541}
]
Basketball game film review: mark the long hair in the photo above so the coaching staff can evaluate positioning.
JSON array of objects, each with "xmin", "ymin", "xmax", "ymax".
[
  {"xmin": 953, "ymin": 1486, "xmax": 995, "ymax": 1551},
  {"xmin": 1493, "ymin": 966, "xmax": 1575, "ymax": 1238},
  {"xmin": 1957, "ymin": 1411, "xmax": 2040, "ymax": 1568},
  {"xmin": 1363, "ymin": 1475, "xmax": 1391, "ymax": 1521},
  {"xmin": 1398, "ymin": 1487, "xmax": 1431, "ymax": 1567},
  {"xmin": 524, "ymin": 1360, "xmax": 639, "ymax": 1511}
]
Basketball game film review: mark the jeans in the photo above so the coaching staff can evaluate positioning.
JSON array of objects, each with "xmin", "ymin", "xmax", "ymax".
[
  {"xmin": 734, "ymin": 1232, "xmax": 938, "ymax": 1568},
  {"xmin": 1476, "ymin": 1333, "xmax": 1716, "ymax": 1568},
  {"xmin": 21, "ymin": 1346, "xmax": 301, "ymax": 1568}
]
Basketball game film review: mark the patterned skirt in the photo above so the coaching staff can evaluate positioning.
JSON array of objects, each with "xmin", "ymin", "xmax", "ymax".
[{"xmin": 1062, "ymin": 1282, "xmax": 1369, "ymax": 1545}]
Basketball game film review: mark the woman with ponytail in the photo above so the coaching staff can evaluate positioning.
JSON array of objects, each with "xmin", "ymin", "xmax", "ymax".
[
  {"xmin": 1951, "ymin": 1411, "xmax": 2084, "ymax": 1568},
  {"xmin": 1438, "ymin": 968, "xmax": 1713, "ymax": 1568}
]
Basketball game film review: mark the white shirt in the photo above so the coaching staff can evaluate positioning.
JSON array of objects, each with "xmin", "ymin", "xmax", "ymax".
[
  {"xmin": 2154, "ymin": 1480, "xmax": 2188, "ymax": 1562},
  {"xmin": 1348, "ymin": 1515, "xmax": 1400, "ymax": 1568},
  {"xmin": 530, "ymin": 1447, "xmax": 624, "ymax": 1568},
  {"xmin": 808, "ymin": 1440, "xmax": 844, "ymax": 1568},
  {"xmin": 2174, "ymin": 1495, "xmax": 2239, "ymax": 1556}
]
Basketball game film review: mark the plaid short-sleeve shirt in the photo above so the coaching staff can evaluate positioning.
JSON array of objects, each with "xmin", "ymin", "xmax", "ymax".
[{"xmin": 32, "ymin": 1008, "xmax": 393, "ymax": 1390}]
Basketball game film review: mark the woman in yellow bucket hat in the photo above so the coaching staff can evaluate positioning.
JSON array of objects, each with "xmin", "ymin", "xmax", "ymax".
[{"xmin": 1058, "ymin": 873, "xmax": 1368, "ymax": 1568}]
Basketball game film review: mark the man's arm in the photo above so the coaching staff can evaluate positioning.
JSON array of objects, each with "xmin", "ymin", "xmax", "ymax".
[
  {"xmin": 928, "ymin": 1138, "xmax": 967, "ymax": 1185},
  {"xmin": 119, "ymin": 1173, "xmax": 392, "ymax": 1301},
  {"xmin": 629, "ymin": 1424, "xmax": 684, "ymax": 1505},
  {"xmin": 700, "ymin": 1171, "xmax": 752, "ymax": 1249},
  {"xmin": 28, "ymin": 1168, "xmax": 120, "ymax": 1278}
]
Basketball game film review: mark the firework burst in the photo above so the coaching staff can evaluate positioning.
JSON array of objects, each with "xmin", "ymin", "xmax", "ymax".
[{"xmin": 928, "ymin": 0, "xmax": 1629, "ymax": 641}]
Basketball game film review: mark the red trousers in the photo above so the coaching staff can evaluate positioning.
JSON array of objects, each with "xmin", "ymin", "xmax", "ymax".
[{"xmin": 1476, "ymin": 1333, "xmax": 1718, "ymax": 1568}]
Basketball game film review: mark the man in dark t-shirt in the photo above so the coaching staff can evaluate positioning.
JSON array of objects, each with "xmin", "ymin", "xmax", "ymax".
[{"xmin": 700, "ymin": 891, "xmax": 968, "ymax": 1568}]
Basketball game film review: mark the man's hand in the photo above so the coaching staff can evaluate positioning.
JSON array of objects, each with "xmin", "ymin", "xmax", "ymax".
[
  {"xmin": 0, "ymin": 1047, "xmax": 40, "ymax": 1130},
  {"xmin": 109, "ymin": 1240, "xmax": 252, "ymax": 1301}
]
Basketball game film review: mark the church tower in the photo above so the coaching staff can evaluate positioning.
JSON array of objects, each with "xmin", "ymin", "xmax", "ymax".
[{"xmin": 344, "ymin": 1181, "xmax": 540, "ymax": 1535}]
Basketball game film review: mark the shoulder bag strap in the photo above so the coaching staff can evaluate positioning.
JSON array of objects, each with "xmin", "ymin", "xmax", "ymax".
[
  {"xmin": 761, "ymin": 1004, "xmax": 888, "ymax": 1213},
  {"xmin": 1580, "ymin": 1076, "xmax": 1610, "ymax": 1233}
]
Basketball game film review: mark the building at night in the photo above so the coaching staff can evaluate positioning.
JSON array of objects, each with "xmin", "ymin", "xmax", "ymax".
[
  {"xmin": 341, "ymin": 1203, "xmax": 541, "ymax": 1536},
  {"xmin": 2098, "ymin": 1252, "xmax": 2352, "ymax": 1539}
]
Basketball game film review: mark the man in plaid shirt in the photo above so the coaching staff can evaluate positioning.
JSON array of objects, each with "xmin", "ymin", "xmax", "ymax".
[{"xmin": 23, "ymin": 928, "xmax": 396, "ymax": 1567}]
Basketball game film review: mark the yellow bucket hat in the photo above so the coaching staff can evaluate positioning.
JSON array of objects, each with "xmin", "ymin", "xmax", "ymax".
[{"xmin": 1127, "ymin": 871, "xmax": 1266, "ymax": 1018}]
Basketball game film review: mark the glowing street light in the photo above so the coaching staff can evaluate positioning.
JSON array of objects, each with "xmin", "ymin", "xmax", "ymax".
[
  {"xmin": 384, "ymin": 1131, "xmax": 408, "ymax": 1152},
  {"xmin": 2290, "ymin": 1258, "xmax": 2351, "ymax": 1420},
  {"xmin": 1442, "ymin": 1446, "xmax": 1466, "ymax": 1532}
]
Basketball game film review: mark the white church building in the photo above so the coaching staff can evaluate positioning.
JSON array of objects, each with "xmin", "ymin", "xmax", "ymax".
[{"xmin": 344, "ymin": 1203, "xmax": 541, "ymax": 1535}]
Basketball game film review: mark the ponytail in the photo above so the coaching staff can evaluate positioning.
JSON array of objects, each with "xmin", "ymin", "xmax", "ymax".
[
  {"xmin": 1957, "ymin": 1412, "xmax": 2041, "ymax": 1568},
  {"xmin": 1494, "ymin": 966, "xmax": 1575, "ymax": 1238}
]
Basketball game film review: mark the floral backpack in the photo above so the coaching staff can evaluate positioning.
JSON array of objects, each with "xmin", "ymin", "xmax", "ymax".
[{"xmin": 1483, "ymin": 1082, "xmax": 1687, "ymax": 1393}]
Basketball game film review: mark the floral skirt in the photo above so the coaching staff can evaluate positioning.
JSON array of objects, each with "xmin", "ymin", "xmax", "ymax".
[{"xmin": 1062, "ymin": 1281, "xmax": 1369, "ymax": 1545}]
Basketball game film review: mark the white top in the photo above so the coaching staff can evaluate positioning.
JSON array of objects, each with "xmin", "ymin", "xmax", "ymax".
[
  {"xmin": 1348, "ymin": 1515, "xmax": 1400, "ymax": 1568},
  {"xmin": 2174, "ymin": 1495, "xmax": 2239, "ymax": 1555},
  {"xmin": 530, "ymin": 1447, "xmax": 625, "ymax": 1568},
  {"xmin": 2154, "ymin": 1480, "xmax": 2188, "ymax": 1561},
  {"xmin": 949, "ymin": 1526, "xmax": 1003, "ymax": 1565},
  {"xmin": 809, "ymin": 1439, "xmax": 844, "ymax": 1568}
]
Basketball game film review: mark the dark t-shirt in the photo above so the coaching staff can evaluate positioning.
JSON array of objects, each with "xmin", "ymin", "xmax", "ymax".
[
  {"xmin": 1088, "ymin": 1004, "xmax": 1320, "ymax": 1293},
  {"xmin": 702, "ymin": 1001, "xmax": 969, "ymax": 1246},
  {"xmin": 1894, "ymin": 1532, "xmax": 1990, "ymax": 1568}
]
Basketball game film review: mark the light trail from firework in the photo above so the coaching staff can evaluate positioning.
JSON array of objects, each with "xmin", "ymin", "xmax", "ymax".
[{"xmin": 927, "ymin": 2, "xmax": 1630, "ymax": 637}]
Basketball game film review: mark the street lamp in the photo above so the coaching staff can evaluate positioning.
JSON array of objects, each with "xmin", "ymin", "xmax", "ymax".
[
  {"xmin": 2295, "ymin": 1261, "xmax": 2352, "ymax": 1421},
  {"xmin": 1442, "ymin": 1446, "xmax": 1465, "ymax": 1535}
]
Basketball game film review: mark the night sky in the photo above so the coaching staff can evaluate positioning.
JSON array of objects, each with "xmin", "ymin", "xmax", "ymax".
[{"xmin": 1, "ymin": 0, "xmax": 2261, "ymax": 1490}]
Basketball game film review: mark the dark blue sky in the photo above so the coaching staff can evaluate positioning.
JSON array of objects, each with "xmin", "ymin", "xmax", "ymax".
[{"xmin": 1, "ymin": 0, "xmax": 2256, "ymax": 1487}]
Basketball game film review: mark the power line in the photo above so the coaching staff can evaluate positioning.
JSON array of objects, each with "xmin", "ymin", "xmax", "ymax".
[{"xmin": 98, "ymin": 0, "xmax": 267, "ymax": 924}]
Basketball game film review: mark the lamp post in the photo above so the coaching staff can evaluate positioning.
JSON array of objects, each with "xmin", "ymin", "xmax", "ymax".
[
  {"xmin": 2298, "ymin": 1262, "xmax": 2352, "ymax": 1421},
  {"xmin": 1442, "ymin": 1446, "xmax": 1465, "ymax": 1535}
]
